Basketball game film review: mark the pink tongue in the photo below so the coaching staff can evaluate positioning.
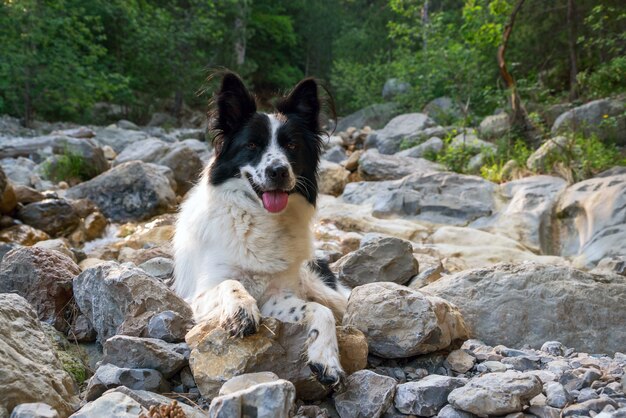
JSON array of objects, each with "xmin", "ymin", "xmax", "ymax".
[{"xmin": 262, "ymin": 191, "xmax": 289, "ymax": 213}]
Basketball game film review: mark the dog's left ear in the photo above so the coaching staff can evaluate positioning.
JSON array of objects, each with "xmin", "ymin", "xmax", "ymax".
[{"xmin": 277, "ymin": 78, "xmax": 320, "ymax": 130}]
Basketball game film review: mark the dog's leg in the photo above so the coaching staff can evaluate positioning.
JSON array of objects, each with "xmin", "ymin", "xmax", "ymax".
[
  {"xmin": 260, "ymin": 290, "xmax": 344, "ymax": 385},
  {"xmin": 192, "ymin": 279, "xmax": 261, "ymax": 337}
]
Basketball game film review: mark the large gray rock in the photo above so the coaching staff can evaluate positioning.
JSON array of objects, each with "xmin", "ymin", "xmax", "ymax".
[
  {"xmin": 397, "ymin": 137, "xmax": 444, "ymax": 159},
  {"xmin": 0, "ymin": 247, "xmax": 80, "ymax": 332},
  {"xmin": 209, "ymin": 379, "xmax": 296, "ymax": 418},
  {"xmin": 65, "ymin": 161, "xmax": 176, "ymax": 222},
  {"xmin": 365, "ymin": 113, "xmax": 438, "ymax": 154},
  {"xmin": 73, "ymin": 261, "xmax": 193, "ymax": 343},
  {"xmin": 422, "ymin": 262, "xmax": 626, "ymax": 354},
  {"xmin": 17, "ymin": 199, "xmax": 80, "ymax": 237},
  {"xmin": 69, "ymin": 391, "xmax": 147, "ymax": 417},
  {"xmin": 551, "ymin": 98, "xmax": 626, "ymax": 145},
  {"xmin": 449, "ymin": 131, "xmax": 496, "ymax": 152},
  {"xmin": 342, "ymin": 172, "xmax": 497, "ymax": 226},
  {"xmin": 84, "ymin": 364, "xmax": 168, "ymax": 401},
  {"xmin": 555, "ymin": 173, "xmax": 626, "ymax": 268},
  {"xmin": 423, "ymin": 97, "xmax": 462, "ymax": 125},
  {"xmin": 358, "ymin": 149, "xmax": 443, "ymax": 181},
  {"xmin": 394, "ymin": 375, "xmax": 467, "ymax": 416},
  {"xmin": 333, "ymin": 370, "xmax": 397, "ymax": 418},
  {"xmin": 105, "ymin": 387, "xmax": 207, "ymax": 418},
  {"xmin": 1, "ymin": 157, "xmax": 39, "ymax": 188},
  {"xmin": 343, "ymin": 282, "xmax": 468, "ymax": 358},
  {"xmin": 93, "ymin": 127, "xmax": 150, "ymax": 153},
  {"xmin": 526, "ymin": 136, "xmax": 571, "ymax": 172},
  {"xmin": 337, "ymin": 103, "xmax": 400, "ymax": 132},
  {"xmin": 112, "ymin": 138, "xmax": 171, "ymax": 166},
  {"xmin": 9, "ymin": 403, "xmax": 59, "ymax": 418},
  {"xmin": 102, "ymin": 335, "xmax": 187, "ymax": 378},
  {"xmin": 146, "ymin": 310, "xmax": 190, "ymax": 342},
  {"xmin": 158, "ymin": 144, "xmax": 204, "ymax": 195},
  {"xmin": 333, "ymin": 236, "xmax": 418, "ymax": 287},
  {"xmin": 0, "ymin": 294, "xmax": 78, "ymax": 417},
  {"xmin": 478, "ymin": 113, "xmax": 511, "ymax": 139},
  {"xmin": 447, "ymin": 372, "xmax": 542, "ymax": 417}
]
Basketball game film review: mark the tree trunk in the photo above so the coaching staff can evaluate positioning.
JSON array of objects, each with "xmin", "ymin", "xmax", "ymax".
[
  {"xmin": 23, "ymin": 73, "xmax": 33, "ymax": 128},
  {"xmin": 421, "ymin": 0, "xmax": 429, "ymax": 50},
  {"xmin": 234, "ymin": 0, "xmax": 250, "ymax": 67},
  {"xmin": 497, "ymin": 0, "xmax": 540, "ymax": 144},
  {"xmin": 567, "ymin": 0, "xmax": 578, "ymax": 101}
]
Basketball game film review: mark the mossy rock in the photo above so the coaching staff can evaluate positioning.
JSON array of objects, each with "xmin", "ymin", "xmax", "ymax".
[{"xmin": 41, "ymin": 322, "xmax": 91, "ymax": 385}]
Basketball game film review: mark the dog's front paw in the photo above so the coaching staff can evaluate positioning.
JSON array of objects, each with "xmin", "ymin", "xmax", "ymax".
[
  {"xmin": 308, "ymin": 361, "xmax": 345, "ymax": 387},
  {"xmin": 221, "ymin": 304, "xmax": 260, "ymax": 338}
]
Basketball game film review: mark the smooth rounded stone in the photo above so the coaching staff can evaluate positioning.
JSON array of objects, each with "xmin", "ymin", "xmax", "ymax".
[
  {"xmin": 9, "ymin": 403, "xmax": 59, "ymax": 418},
  {"xmin": 476, "ymin": 361, "xmax": 508, "ymax": 373},
  {"xmin": 84, "ymin": 364, "xmax": 168, "ymax": 401},
  {"xmin": 0, "ymin": 247, "xmax": 80, "ymax": 332},
  {"xmin": 146, "ymin": 310, "xmax": 190, "ymax": 343},
  {"xmin": 322, "ymin": 145, "xmax": 348, "ymax": 163},
  {"xmin": 343, "ymin": 282, "xmax": 468, "ymax": 358},
  {"xmin": 447, "ymin": 371, "xmax": 543, "ymax": 417},
  {"xmin": 17, "ymin": 199, "xmax": 80, "ymax": 237},
  {"xmin": 333, "ymin": 370, "xmax": 397, "ymax": 418},
  {"xmin": 318, "ymin": 160, "xmax": 350, "ymax": 196},
  {"xmin": 395, "ymin": 375, "xmax": 467, "ymax": 416},
  {"xmin": 102, "ymin": 335, "xmax": 187, "ymax": 378},
  {"xmin": 562, "ymin": 396, "xmax": 619, "ymax": 417},
  {"xmin": 478, "ymin": 113, "xmax": 511, "ymax": 139},
  {"xmin": 72, "ymin": 261, "xmax": 193, "ymax": 343},
  {"xmin": 541, "ymin": 341, "xmax": 566, "ymax": 357},
  {"xmin": 69, "ymin": 391, "xmax": 147, "ymax": 418},
  {"xmin": 219, "ymin": 372, "xmax": 280, "ymax": 396},
  {"xmin": 65, "ymin": 161, "xmax": 176, "ymax": 222},
  {"xmin": 0, "ymin": 294, "xmax": 78, "ymax": 417},
  {"xmin": 0, "ymin": 224, "xmax": 50, "ymax": 245},
  {"xmin": 336, "ymin": 103, "xmax": 400, "ymax": 132},
  {"xmin": 210, "ymin": 379, "xmax": 296, "ymax": 418},
  {"xmin": 138, "ymin": 257, "xmax": 174, "ymax": 281},
  {"xmin": 105, "ymin": 387, "xmax": 206, "ymax": 418},
  {"xmin": 525, "ymin": 136, "xmax": 571, "ymax": 172},
  {"xmin": 397, "ymin": 137, "xmax": 444, "ymax": 159},
  {"xmin": 446, "ymin": 350, "xmax": 476, "ymax": 374},
  {"xmin": 437, "ymin": 404, "xmax": 477, "ymax": 418},
  {"xmin": 421, "ymin": 263, "xmax": 626, "ymax": 355},
  {"xmin": 365, "ymin": 113, "xmax": 438, "ymax": 154},
  {"xmin": 545, "ymin": 382, "xmax": 572, "ymax": 408},
  {"xmin": 551, "ymin": 98, "xmax": 626, "ymax": 145},
  {"xmin": 333, "ymin": 236, "xmax": 418, "ymax": 287},
  {"xmin": 357, "ymin": 149, "xmax": 443, "ymax": 181}
]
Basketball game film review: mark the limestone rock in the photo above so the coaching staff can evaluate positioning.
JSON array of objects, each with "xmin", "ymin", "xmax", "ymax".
[
  {"xmin": 333, "ymin": 370, "xmax": 397, "ymax": 418},
  {"xmin": 365, "ymin": 113, "xmax": 438, "ymax": 154},
  {"xmin": 112, "ymin": 138, "xmax": 171, "ymax": 166},
  {"xmin": 358, "ymin": 149, "xmax": 443, "ymax": 181},
  {"xmin": 17, "ymin": 199, "xmax": 80, "ymax": 237},
  {"xmin": 146, "ymin": 310, "xmax": 190, "ymax": 343},
  {"xmin": 84, "ymin": 364, "xmax": 168, "ymax": 401},
  {"xmin": 209, "ymin": 379, "xmax": 296, "ymax": 418},
  {"xmin": 93, "ymin": 127, "xmax": 149, "ymax": 153},
  {"xmin": 423, "ymin": 97, "xmax": 462, "ymax": 125},
  {"xmin": 0, "ymin": 224, "xmax": 50, "ymax": 245},
  {"xmin": 69, "ymin": 391, "xmax": 147, "ymax": 418},
  {"xmin": 446, "ymin": 350, "xmax": 476, "ymax": 374},
  {"xmin": 551, "ymin": 98, "xmax": 626, "ymax": 145},
  {"xmin": 397, "ymin": 137, "xmax": 444, "ymax": 159},
  {"xmin": 394, "ymin": 375, "xmax": 467, "ymax": 416},
  {"xmin": 318, "ymin": 160, "xmax": 350, "ymax": 196},
  {"xmin": 105, "ymin": 387, "xmax": 207, "ymax": 418},
  {"xmin": 336, "ymin": 103, "xmax": 400, "ymax": 132},
  {"xmin": 478, "ymin": 113, "xmax": 511, "ymax": 139},
  {"xmin": 9, "ymin": 403, "xmax": 59, "ymax": 418}
]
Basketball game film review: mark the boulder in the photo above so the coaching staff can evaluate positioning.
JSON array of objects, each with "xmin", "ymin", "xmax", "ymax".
[
  {"xmin": 0, "ymin": 294, "xmax": 78, "ymax": 417},
  {"xmin": 322, "ymin": 145, "xmax": 347, "ymax": 164},
  {"xmin": 209, "ymin": 379, "xmax": 296, "ymax": 418},
  {"xmin": 17, "ymin": 199, "xmax": 80, "ymax": 237},
  {"xmin": 382, "ymin": 79, "xmax": 410, "ymax": 101},
  {"xmin": 318, "ymin": 160, "xmax": 350, "ymax": 196},
  {"xmin": 73, "ymin": 261, "xmax": 193, "ymax": 343},
  {"xmin": 157, "ymin": 144, "xmax": 204, "ymax": 195},
  {"xmin": 421, "ymin": 263, "xmax": 626, "ymax": 354},
  {"xmin": 146, "ymin": 310, "xmax": 190, "ymax": 342},
  {"xmin": 343, "ymin": 282, "xmax": 468, "ymax": 358},
  {"xmin": 423, "ymin": 97, "xmax": 462, "ymax": 125},
  {"xmin": 526, "ymin": 136, "xmax": 571, "ymax": 172},
  {"xmin": 478, "ymin": 113, "xmax": 511, "ymax": 139},
  {"xmin": 449, "ymin": 131, "xmax": 496, "ymax": 152},
  {"xmin": 0, "ymin": 247, "xmax": 80, "ymax": 332},
  {"xmin": 9, "ymin": 403, "xmax": 59, "ymax": 418},
  {"xmin": 357, "ymin": 149, "xmax": 443, "ymax": 181},
  {"xmin": 112, "ymin": 138, "xmax": 171, "ymax": 166},
  {"xmin": 13, "ymin": 184, "xmax": 45, "ymax": 204},
  {"xmin": 551, "ymin": 98, "xmax": 626, "ymax": 145},
  {"xmin": 69, "ymin": 391, "xmax": 147, "ymax": 417},
  {"xmin": 0, "ymin": 224, "xmax": 50, "ymax": 246},
  {"xmin": 394, "ymin": 375, "xmax": 467, "ymax": 416},
  {"xmin": 66, "ymin": 161, "xmax": 176, "ymax": 222},
  {"xmin": 333, "ymin": 236, "xmax": 418, "ymax": 287},
  {"xmin": 365, "ymin": 113, "xmax": 438, "ymax": 154},
  {"xmin": 104, "ymin": 387, "xmax": 206, "ymax": 418},
  {"xmin": 397, "ymin": 137, "xmax": 444, "ymax": 159},
  {"xmin": 333, "ymin": 370, "xmax": 397, "ymax": 418},
  {"xmin": 84, "ymin": 364, "xmax": 168, "ymax": 401},
  {"xmin": 337, "ymin": 103, "xmax": 400, "ymax": 132},
  {"xmin": 93, "ymin": 127, "xmax": 149, "ymax": 153}
]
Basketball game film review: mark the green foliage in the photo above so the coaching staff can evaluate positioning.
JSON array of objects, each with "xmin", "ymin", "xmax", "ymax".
[
  {"xmin": 42, "ymin": 149, "xmax": 95, "ymax": 183},
  {"xmin": 577, "ymin": 57, "xmax": 626, "ymax": 99}
]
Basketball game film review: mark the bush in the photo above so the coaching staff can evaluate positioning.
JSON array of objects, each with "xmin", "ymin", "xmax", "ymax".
[{"xmin": 42, "ymin": 149, "xmax": 95, "ymax": 184}]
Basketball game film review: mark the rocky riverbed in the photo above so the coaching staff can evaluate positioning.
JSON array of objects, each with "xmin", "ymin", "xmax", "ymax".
[{"xmin": 0, "ymin": 98, "xmax": 625, "ymax": 418}]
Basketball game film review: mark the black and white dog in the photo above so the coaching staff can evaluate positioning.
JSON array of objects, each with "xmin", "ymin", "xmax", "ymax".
[{"xmin": 173, "ymin": 72, "xmax": 348, "ymax": 384}]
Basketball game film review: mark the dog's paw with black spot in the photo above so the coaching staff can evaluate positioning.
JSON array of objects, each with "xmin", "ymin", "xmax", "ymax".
[
  {"xmin": 308, "ymin": 362, "xmax": 345, "ymax": 387},
  {"xmin": 221, "ymin": 305, "xmax": 260, "ymax": 338}
]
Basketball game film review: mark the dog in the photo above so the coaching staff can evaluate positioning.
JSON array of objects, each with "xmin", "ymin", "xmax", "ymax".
[{"xmin": 172, "ymin": 72, "xmax": 348, "ymax": 385}]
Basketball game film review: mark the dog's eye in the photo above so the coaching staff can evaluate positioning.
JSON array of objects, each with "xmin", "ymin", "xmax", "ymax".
[
  {"xmin": 286, "ymin": 142, "xmax": 297, "ymax": 150},
  {"xmin": 246, "ymin": 142, "xmax": 257, "ymax": 150}
]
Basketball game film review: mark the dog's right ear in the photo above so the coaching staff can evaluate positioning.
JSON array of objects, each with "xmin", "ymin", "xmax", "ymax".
[{"xmin": 215, "ymin": 73, "xmax": 256, "ymax": 137}]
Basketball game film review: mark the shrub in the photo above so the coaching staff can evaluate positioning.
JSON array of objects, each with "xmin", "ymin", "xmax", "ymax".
[{"xmin": 42, "ymin": 149, "xmax": 95, "ymax": 184}]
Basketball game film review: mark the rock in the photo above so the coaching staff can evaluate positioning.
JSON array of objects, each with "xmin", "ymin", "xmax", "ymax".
[
  {"xmin": 555, "ymin": 173, "xmax": 626, "ymax": 268},
  {"xmin": 421, "ymin": 263, "xmax": 626, "ymax": 354},
  {"xmin": 157, "ymin": 144, "xmax": 204, "ymax": 195},
  {"xmin": 358, "ymin": 149, "xmax": 443, "ymax": 181},
  {"xmin": 66, "ymin": 161, "xmax": 176, "ymax": 222},
  {"xmin": 336, "ymin": 326, "xmax": 369, "ymax": 375},
  {"xmin": 209, "ymin": 379, "xmax": 296, "ymax": 418},
  {"xmin": 94, "ymin": 127, "xmax": 149, "ymax": 153},
  {"xmin": 337, "ymin": 103, "xmax": 400, "ymax": 132},
  {"xmin": 0, "ymin": 224, "xmax": 50, "ymax": 245},
  {"xmin": 448, "ymin": 371, "xmax": 542, "ymax": 417},
  {"xmin": 138, "ymin": 257, "xmax": 174, "ymax": 281},
  {"xmin": 333, "ymin": 236, "xmax": 418, "ymax": 287},
  {"xmin": 83, "ymin": 211, "xmax": 108, "ymax": 241},
  {"xmin": 526, "ymin": 405, "xmax": 561, "ymax": 418},
  {"xmin": 106, "ymin": 388, "xmax": 206, "ymax": 418},
  {"xmin": 73, "ymin": 261, "xmax": 193, "ymax": 343},
  {"xmin": 0, "ymin": 166, "xmax": 17, "ymax": 214},
  {"xmin": 0, "ymin": 247, "xmax": 80, "ymax": 332},
  {"xmin": 146, "ymin": 310, "xmax": 190, "ymax": 342},
  {"xmin": 397, "ymin": 137, "xmax": 444, "ymax": 159},
  {"xmin": 84, "ymin": 364, "xmax": 168, "ymax": 401},
  {"xmin": 322, "ymin": 145, "xmax": 347, "ymax": 163},
  {"xmin": 102, "ymin": 335, "xmax": 187, "ymax": 378},
  {"xmin": 13, "ymin": 185, "xmax": 45, "ymax": 204},
  {"xmin": 0, "ymin": 294, "xmax": 78, "ymax": 416},
  {"xmin": 437, "ymin": 404, "xmax": 476, "ymax": 418},
  {"xmin": 395, "ymin": 375, "xmax": 467, "ymax": 416},
  {"xmin": 113, "ymin": 138, "xmax": 171, "ymax": 166},
  {"xmin": 342, "ymin": 171, "xmax": 497, "ymax": 226},
  {"xmin": 333, "ymin": 370, "xmax": 397, "ymax": 418},
  {"xmin": 541, "ymin": 341, "xmax": 566, "ymax": 357},
  {"xmin": 147, "ymin": 112, "xmax": 176, "ymax": 128},
  {"xmin": 219, "ymin": 372, "xmax": 280, "ymax": 395},
  {"xmin": 33, "ymin": 238, "xmax": 76, "ymax": 260},
  {"xmin": 382, "ymin": 79, "xmax": 410, "ymax": 101},
  {"xmin": 545, "ymin": 382, "xmax": 572, "ymax": 408},
  {"xmin": 551, "ymin": 98, "xmax": 626, "ymax": 145},
  {"xmin": 70, "ymin": 314, "xmax": 97, "ymax": 343},
  {"xmin": 423, "ymin": 97, "xmax": 462, "ymax": 125},
  {"xmin": 561, "ymin": 396, "xmax": 618, "ymax": 417},
  {"xmin": 365, "ymin": 113, "xmax": 438, "ymax": 154},
  {"xmin": 9, "ymin": 403, "xmax": 59, "ymax": 418},
  {"xmin": 69, "ymin": 391, "xmax": 147, "ymax": 417},
  {"xmin": 116, "ymin": 120, "xmax": 139, "ymax": 130},
  {"xmin": 187, "ymin": 318, "xmax": 367, "ymax": 400},
  {"xmin": 449, "ymin": 131, "xmax": 496, "ymax": 152},
  {"xmin": 343, "ymin": 282, "xmax": 468, "ymax": 358},
  {"xmin": 18, "ymin": 199, "xmax": 80, "ymax": 237},
  {"xmin": 478, "ymin": 113, "xmax": 511, "ymax": 139},
  {"xmin": 526, "ymin": 136, "xmax": 571, "ymax": 171},
  {"xmin": 318, "ymin": 160, "xmax": 350, "ymax": 196},
  {"xmin": 446, "ymin": 350, "xmax": 476, "ymax": 374},
  {"xmin": 594, "ymin": 256, "xmax": 626, "ymax": 276}
]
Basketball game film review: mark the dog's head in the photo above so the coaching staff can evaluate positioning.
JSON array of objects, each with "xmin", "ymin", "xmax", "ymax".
[{"xmin": 209, "ymin": 72, "xmax": 324, "ymax": 213}]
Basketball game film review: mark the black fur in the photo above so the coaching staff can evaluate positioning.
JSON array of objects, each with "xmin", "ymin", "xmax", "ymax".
[{"xmin": 308, "ymin": 258, "xmax": 338, "ymax": 290}]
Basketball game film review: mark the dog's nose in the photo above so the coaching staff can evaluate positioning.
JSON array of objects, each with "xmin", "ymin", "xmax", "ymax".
[{"xmin": 266, "ymin": 164, "xmax": 289, "ymax": 180}]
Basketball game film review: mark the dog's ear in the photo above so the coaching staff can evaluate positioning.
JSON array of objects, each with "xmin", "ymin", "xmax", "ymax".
[
  {"xmin": 215, "ymin": 72, "xmax": 256, "ymax": 137},
  {"xmin": 277, "ymin": 78, "xmax": 320, "ymax": 130}
]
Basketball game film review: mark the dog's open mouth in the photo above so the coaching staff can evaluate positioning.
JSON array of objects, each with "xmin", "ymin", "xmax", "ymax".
[{"xmin": 245, "ymin": 173, "xmax": 290, "ymax": 213}]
